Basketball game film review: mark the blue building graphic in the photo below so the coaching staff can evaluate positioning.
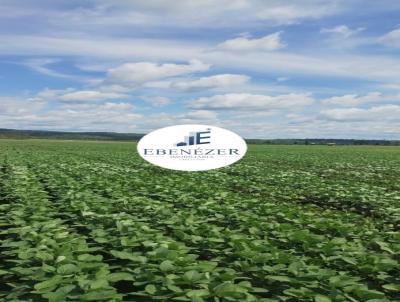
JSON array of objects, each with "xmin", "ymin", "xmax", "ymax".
[{"xmin": 175, "ymin": 129, "xmax": 211, "ymax": 147}]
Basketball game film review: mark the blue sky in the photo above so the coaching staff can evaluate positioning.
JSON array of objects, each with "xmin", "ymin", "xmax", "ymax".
[{"xmin": 1, "ymin": 0, "xmax": 400, "ymax": 139}]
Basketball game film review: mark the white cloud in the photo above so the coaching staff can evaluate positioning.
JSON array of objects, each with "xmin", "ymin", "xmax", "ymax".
[
  {"xmin": 3, "ymin": 34, "xmax": 400, "ymax": 83},
  {"xmin": 320, "ymin": 25, "xmax": 364, "ymax": 38},
  {"xmin": 36, "ymin": 88, "xmax": 129, "ymax": 102},
  {"xmin": 61, "ymin": 102, "xmax": 134, "ymax": 111},
  {"xmin": 62, "ymin": 102, "xmax": 133, "ymax": 111},
  {"xmin": 203, "ymin": 50, "xmax": 400, "ymax": 82},
  {"xmin": 38, "ymin": 0, "xmax": 345, "ymax": 28},
  {"xmin": 0, "ymin": 99, "xmax": 141, "ymax": 132},
  {"xmin": 59, "ymin": 90, "xmax": 127, "ymax": 102},
  {"xmin": 180, "ymin": 110, "xmax": 218, "ymax": 120},
  {"xmin": 379, "ymin": 28, "xmax": 400, "ymax": 48},
  {"xmin": 0, "ymin": 97, "xmax": 46, "ymax": 116},
  {"xmin": 189, "ymin": 93, "xmax": 314, "ymax": 110},
  {"xmin": 101, "ymin": 102, "xmax": 133, "ymax": 110},
  {"xmin": 322, "ymin": 93, "xmax": 376, "ymax": 106},
  {"xmin": 218, "ymin": 32, "xmax": 285, "ymax": 51},
  {"xmin": 171, "ymin": 74, "xmax": 249, "ymax": 91},
  {"xmin": 322, "ymin": 92, "xmax": 400, "ymax": 106},
  {"xmin": 320, "ymin": 105, "xmax": 400, "ymax": 121},
  {"xmin": 321, "ymin": 92, "xmax": 382, "ymax": 107},
  {"xmin": 236, "ymin": 119, "xmax": 400, "ymax": 139},
  {"xmin": 2, "ymin": 94, "xmax": 400, "ymax": 139},
  {"xmin": 255, "ymin": 1, "xmax": 344, "ymax": 24},
  {"xmin": 380, "ymin": 83, "xmax": 400, "ymax": 90},
  {"xmin": 21, "ymin": 58, "xmax": 80, "ymax": 79},
  {"xmin": 142, "ymin": 81, "xmax": 172, "ymax": 89},
  {"xmin": 286, "ymin": 113, "xmax": 313, "ymax": 124},
  {"xmin": 142, "ymin": 96, "xmax": 172, "ymax": 107},
  {"xmin": 132, "ymin": 110, "xmax": 220, "ymax": 134},
  {"xmin": 106, "ymin": 59, "xmax": 210, "ymax": 85},
  {"xmin": 0, "ymin": 35, "xmax": 203, "ymax": 60},
  {"xmin": 75, "ymin": 63, "xmax": 115, "ymax": 72}
]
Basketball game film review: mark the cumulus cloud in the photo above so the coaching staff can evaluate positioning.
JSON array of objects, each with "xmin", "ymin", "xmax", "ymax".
[
  {"xmin": 322, "ymin": 92, "xmax": 400, "ymax": 106},
  {"xmin": 0, "ymin": 98, "xmax": 141, "ymax": 132},
  {"xmin": 142, "ymin": 96, "xmax": 172, "ymax": 107},
  {"xmin": 171, "ymin": 74, "xmax": 249, "ymax": 91},
  {"xmin": 320, "ymin": 25, "xmax": 365, "ymax": 38},
  {"xmin": 36, "ymin": 88, "xmax": 129, "ymax": 102},
  {"xmin": 0, "ymin": 97, "xmax": 46, "ymax": 116},
  {"xmin": 218, "ymin": 32, "xmax": 285, "ymax": 51},
  {"xmin": 181, "ymin": 110, "xmax": 218, "ymax": 120},
  {"xmin": 100, "ymin": 102, "xmax": 133, "ymax": 110},
  {"xmin": 379, "ymin": 28, "xmax": 400, "ymax": 48},
  {"xmin": 62, "ymin": 102, "xmax": 134, "ymax": 111},
  {"xmin": 320, "ymin": 105, "xmax": 400, "ymax": 121},
  {"xmin": 189, "ymin": 93, "xmax": 314, "ymax": 110},
  {"xmin": 60, "ymin": 90, "xmax": 128, "ymax": 102},
  {"xmin": 105, "ymin": 59, "xmax": 210, "ymax": 85},
  {"xmin": 322, "ymin": 92, "xmax": 377, "ymax": 106}
]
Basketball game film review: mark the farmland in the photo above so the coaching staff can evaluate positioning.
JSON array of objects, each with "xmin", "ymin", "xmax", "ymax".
[{"xmin": 0, "ymin": 140, "xmax": 399, "ymax": 302}]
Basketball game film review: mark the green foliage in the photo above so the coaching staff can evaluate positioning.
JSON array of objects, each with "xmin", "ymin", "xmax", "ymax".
[{"xmin": 0, "ymin": 140, "xmax": 399, "ymax": 301}]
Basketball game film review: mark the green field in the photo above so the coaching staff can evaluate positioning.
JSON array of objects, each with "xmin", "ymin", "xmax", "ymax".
[{"xmin": 0, "ymin": 140, "xmax": 399, "ymax": 302}]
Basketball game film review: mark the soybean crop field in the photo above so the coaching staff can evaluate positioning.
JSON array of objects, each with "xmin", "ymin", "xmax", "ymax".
[{"xmin": 0, "ymin": 140, "xmax": 399, "ymax": 302}]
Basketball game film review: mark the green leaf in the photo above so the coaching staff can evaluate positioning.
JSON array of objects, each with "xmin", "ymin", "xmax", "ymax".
[
  {"xmin": 341, "ymin": 257, "xmax": 357, "ymax": 265},
  {"xmin": 36, "ymin": 251, "xmax": 54, "ymax": 261},
  {"xmin": 145, "ymin": 284, "xmax": 157, "ymax": 295},
  {"xmin": 355, "ymin": 288, "xmax": 385, "ymax": 300},
  {"xmin": 382, "ymin": 283, "xmax": 400, "ymax": 291},
  {"xmin": 251, "ymin": 287, "xmax": 269, "ymax": 293},
  {"xmin": 34, "ymin": 276, "xmax": 63, "ymax": 292},
  {"xmin": 160, "ymin": 260, "xmax": 175, "ymax": 272},
  {"xmin": 78, "ymin": 254, "xmax": 103, "ymax": 262},
  {"xmin": 90, "ymin": 279, "xmax": 109, "ymax": 290},
  {"xmin": 57, "ymin": 284, "xmax": 76, "ymax": 294},
  {"xmin": 107, "ymin": 272, "xmax": 134, "ymax": 282},
  {"xmin": 167, "ymin": 284, "xmax": 183, "ymax": 293},
  {"xmin": 315, "ymin": 294, "xmax": 332, "ymax": 302},
  {"xmin": 184, "ymin": 270, "xmax": 201, "ymax": 282},
  {"xmin": 80, "ymin": 289, "xmax": 119, "ymax": 301},
  {"xmin": 267, "ymin": 275, "xmax": 291, "ymax": 282},
  {"xmin": 196, "ymin": 261, "xmax": 218, "ymax": 272},
  {"xmin": 42, "ymin": 263, "xmax": 56, "ymax": 273},
  {"xmin": 186, "ymin": 289, "xmax": 209, "ymax": 297},
  {"xmin": 376, "ymin": 241, "xmax": 395, "ymax": 254},
  {"xmin": 43, "ymin": 285, "xmax": 75, "ymax": 302},
  {"xmin": 213, "ymin": 282, "xmax": 248, "ymax": 297},
  {"xmin": 56, "ymin": 255, "xmax": 66, "ymax": 263},
  {"xmin": 57, "ymin": 263, "xmax": 78, "ymax": 275},
  {"xmin": 110, "ymin": 250, "xmax": 147, "ymax": 263}
]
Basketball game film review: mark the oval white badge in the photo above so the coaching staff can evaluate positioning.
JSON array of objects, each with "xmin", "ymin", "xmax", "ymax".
[{"xmin": 137, "ymin": 124, "xmax": 247, "ymax": 171}]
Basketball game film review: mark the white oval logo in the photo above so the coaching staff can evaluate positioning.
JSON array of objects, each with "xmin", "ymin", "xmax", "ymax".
[{"xmin": 137, "ymin": 124, "xmax": 247, "ymax": 171}]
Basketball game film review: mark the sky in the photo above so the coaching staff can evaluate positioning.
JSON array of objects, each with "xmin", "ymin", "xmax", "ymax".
[{"xmin": 0, "ymin": 0, "xmax": 400, "ymax": 139}]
